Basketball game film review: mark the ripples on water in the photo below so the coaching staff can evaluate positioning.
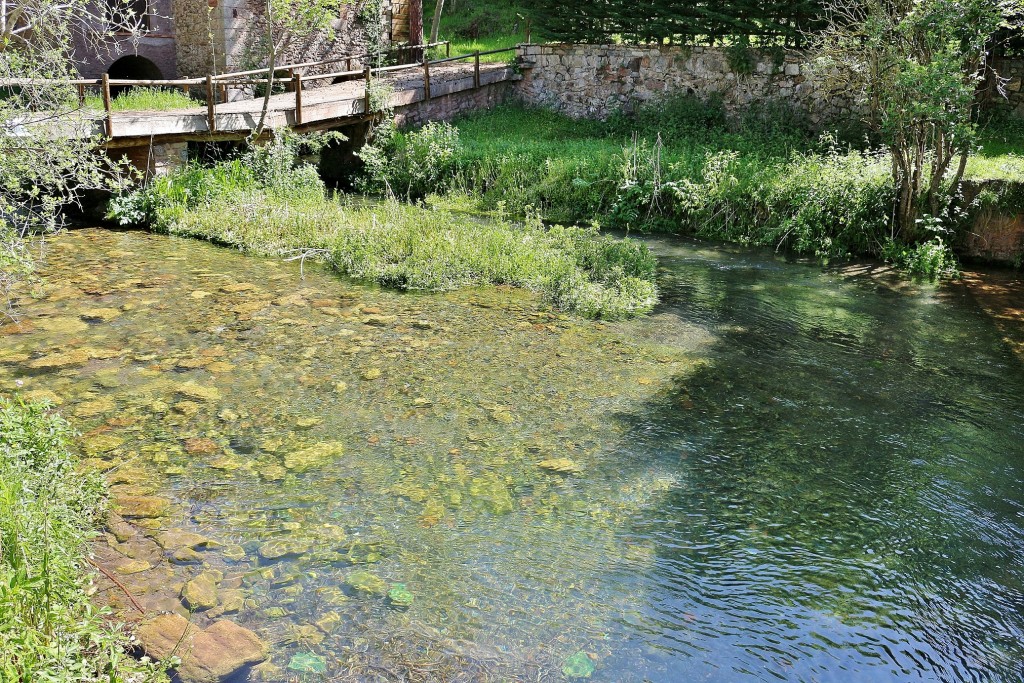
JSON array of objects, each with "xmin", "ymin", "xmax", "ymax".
[{"xmin": 2, "ymin": 229, "xmax": 1023, "ymax": 682}]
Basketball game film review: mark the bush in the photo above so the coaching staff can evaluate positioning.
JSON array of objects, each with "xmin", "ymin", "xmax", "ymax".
[
  {"xmin": 109, "ymin": 132, "xmax": 330, "ymax": 226},
  {"xmin": 357, "ymin": 121, "xmax": 461, "ymax": 198},
  {"xmin": 0, "ymin": 397, "xmax": 163, "ymax": 682}
]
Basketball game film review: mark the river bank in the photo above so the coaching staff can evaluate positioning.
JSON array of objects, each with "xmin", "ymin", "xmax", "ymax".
[{"xmin": 356, "ymin": 103, "xmax": 1024, "ymax": 276}]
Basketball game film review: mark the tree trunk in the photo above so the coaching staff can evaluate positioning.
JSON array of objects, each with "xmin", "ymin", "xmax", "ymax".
[
  {"xmin": 253, "ymin": 0, "xmax": 279, "ymax": 139},
  {"xmin": 429, "ymin": 0, "xmax": 444, "ymax": 44}
]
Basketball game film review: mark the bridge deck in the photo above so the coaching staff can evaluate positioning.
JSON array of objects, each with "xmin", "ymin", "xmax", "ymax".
[{"xmin": 101, "ymin": 61, "xmax": 516, "ymax": 146}]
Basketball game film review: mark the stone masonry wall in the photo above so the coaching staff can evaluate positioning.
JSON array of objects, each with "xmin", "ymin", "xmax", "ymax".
[
  {"xmin": 515, "ymin": 43, "xmax": 857, "ymax": 125},
  {"xmin": 988, "ymin": 57, "xmax": 1024, "ymax": 115},
  {"xmin": 394, "ymin": 80, "xmax": 515, "ymax": 127},
  {"xmin": 173, "ymin": 0, "xmax": 381, "ymax": 80},
  {"xmin": 73, "ymin": 0, "xmax": 177, "ymax": 79}
]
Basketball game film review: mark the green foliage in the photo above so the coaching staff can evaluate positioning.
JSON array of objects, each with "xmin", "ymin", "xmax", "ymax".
[
  {"xmin": 355, "ymin": 101, "xmax": 1020, "ymax": 272},
  {"xmin": 424, "ymin": 0, "xmax": 532, "ymax": 61},
  {"xmin": 109, "ymin": 131, "xmax": 334, "ymax": 226},
  {"xmin": 83, "ymin": 87, "xmax": 197, "ymax": 112},
  {"xmin": 881, "ymin": 235, "xmax": 960, "ymax": 280},
  {"xmin": 522, "ymin": 0, "xmax": 824, "ymax": 46},
  {"xmin": 111, "ymin": 140, "xmax": 659, "ymax": 319},
  {"xmin": 0, "ymin": 397, "xmax": 164, "ymax": 682},
  {"xmin": 357, "ymin": 121, "xmax": 461, "ymax": 198},
  {"xmin": 814, "ymin": 0, "xmax": 1022, "ymax": 236}
]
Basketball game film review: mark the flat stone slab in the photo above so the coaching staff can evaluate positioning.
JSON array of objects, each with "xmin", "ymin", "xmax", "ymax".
[{"xmin": 138, "ymin": 613, "xmax": 269, "ymax": 683}]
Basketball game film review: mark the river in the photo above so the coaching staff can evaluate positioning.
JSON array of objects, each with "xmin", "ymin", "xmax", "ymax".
[{"xmin": 2, "ymin": 227, "xmax": 1023, "ymax": 682}]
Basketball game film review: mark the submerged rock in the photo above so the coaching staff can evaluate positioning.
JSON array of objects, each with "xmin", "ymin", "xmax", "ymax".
[
  {"xmin": 184, "ymin": 437, "xmax": 220, "ymax": 455},
  {"xmin": 346, "ymin": 570, "xmax": 387, "ymax": 596},
  {"xmin": 562, "ymin": 651, "xmax": 596, "ymax": 679},
  {"xmin": 181, "ymin": 571, "xmax": 221, "ymax": 611},
  {"xmin": 537, "ymin": 458, "xmax": 583, "ymax": 474},
  {"xmin": 80, "ymin": 307, "xmax": 121, "ymax": 322},
  {"xmin": 174, "ymin": 382, "xmax": 222, "ymax": 402},
  {"xmin": 155, "ymin": 530, "xmax": 215, "ymax": 551},
  {"xmin": 138, "ymin": 613, "xmax": 268, "ymax": 683},
  {"xmin": 115, "ymin": 495, "xmax": 170, "ymax": 519},
  {"xmin": 287, "ymin": 652, "xmax": 327, "ymax": 674},
  {"xmin": 282, "ymin": 442, "xmax": 344, "ymax": 472},
  {"xmin": 387, "ymin": 583, "xmax": 414, "ymax": 608},
  {"xmin": 258, "ymin": 538, "xmax": 310, "ymax": 561}
]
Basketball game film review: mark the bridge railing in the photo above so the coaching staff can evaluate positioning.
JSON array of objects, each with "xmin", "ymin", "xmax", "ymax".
[{"xmin": 0, "ymin": 40, "xmax": 524, "ymax": 136}]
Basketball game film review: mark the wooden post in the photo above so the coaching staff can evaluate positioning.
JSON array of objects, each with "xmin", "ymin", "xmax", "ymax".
[
  {"xmin": 474, "ymin": 51, "xmax": 481, "ymax": 88},
  {"xmin": 346, "ymin": 57, "xmax": 352, "ymax": 72},
  {"xmin": 423, "ymin": 57, "xmax": 431, "ymax": 99},
  {"xmin": 293, "ymin": 73, "xmax": 303, "ymax": 125},
  {"xmin": 205, "ymin": 74, "xmax": 216, "ymax": 133},
  {"xmin": 101, "ymin": 73, "xmax": 113, "ymax": 137},
  {"xmin": 76, "ymin": 83, "xmax": 86, "ymax": 106},
  {"xmin": 285, "ymin": 68, "xmax": 294, "ymax": 93},
  {"xmin": 182, "ymin": 83, "xmax": 190, "ymax": 96},
  {"xmin": 525, "ymin": 17, "xmax": 532, "ymax": 43},
  {"xmin": 363, "ymin": 65, "xmax": 372, "ymax": 114},
  {"xmin": 445, "ymin": 41, "xmax": 451, "ymax": 58}
]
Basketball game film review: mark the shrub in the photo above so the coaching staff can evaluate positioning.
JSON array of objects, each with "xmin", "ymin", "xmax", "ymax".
[
  {"xmin": 357, "ymin": 121, "xmax": 461, "ymax": 198},
  {"xmin": 0, "ymin": 397, "xmax": 163, "ymax": 682}
]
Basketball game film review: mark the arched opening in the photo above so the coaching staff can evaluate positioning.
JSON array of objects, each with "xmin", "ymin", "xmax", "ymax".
[{"xmin": 107, "ymin": 56, "xmax": 163, "ymax": 96}]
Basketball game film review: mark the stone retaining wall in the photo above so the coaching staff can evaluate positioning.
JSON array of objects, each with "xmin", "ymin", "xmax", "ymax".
[
  {"xmin": 515, "ymin": 43, "xmax": 856, "ymax": 124},
  {"xmin": 988, "ymin": 57, "xmax": 1024, "ymax": 115}
]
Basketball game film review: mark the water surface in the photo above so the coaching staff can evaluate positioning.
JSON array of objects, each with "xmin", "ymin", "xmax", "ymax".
[{"xmin": 2, "ymin": 228, "xmax": 1022, "ymax": 682}]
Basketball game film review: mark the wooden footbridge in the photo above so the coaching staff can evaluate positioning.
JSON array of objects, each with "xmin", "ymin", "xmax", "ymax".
[{"xmin": 6, "ymin": 42, "xmax": 524, "ymax": 150}]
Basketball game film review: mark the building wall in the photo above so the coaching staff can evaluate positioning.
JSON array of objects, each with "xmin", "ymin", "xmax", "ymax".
[
  {"xmin": 173, "ymin": 0, "xmax": 399, "ymax": 81},
  {"xmin": 73, "ymin": 0, "xmax": 178, "ymax": 79}
]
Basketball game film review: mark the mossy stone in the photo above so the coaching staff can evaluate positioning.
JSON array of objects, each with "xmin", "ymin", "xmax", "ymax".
[{"xmin": 562, "ymin": 651, "xmax": 595, "ymax": 679}]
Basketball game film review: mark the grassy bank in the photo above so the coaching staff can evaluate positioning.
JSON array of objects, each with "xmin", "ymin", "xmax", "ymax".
[
  {"xmin": 110, "ymin": 137, "xmax": 658, "ymax": 319},
  {"xmin": 0, "ymin": 396, "xmax": 160, "ymax": 682},
  {"xmin": 358, "ymin": 101, "xmax": 1024, "ymax": 277},
  {"xmin": 425, "ymin": 0, "xmax": 532, "ymax": 61}
]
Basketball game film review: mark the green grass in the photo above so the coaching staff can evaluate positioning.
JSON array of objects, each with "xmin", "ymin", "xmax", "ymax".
[
  {"xmin": 425, "ymin": 0, "xmax": 532, "ymax": 62},
  {"xmin": 109, "ymin": 138, "xmax": 659, "ymax": 319},
  {"xmin": 358, "ymin": 100, "xmax": 1024, "ymax": 269},
  {"xmin": 83, "ymin": 87, "xmax": 198, "ymax": 112},
  {"xmin": 0, "ymin": 396, "xmax": 163, "ymax": 682}
]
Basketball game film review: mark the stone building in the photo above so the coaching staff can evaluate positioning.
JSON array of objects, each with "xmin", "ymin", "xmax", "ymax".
[{"xmin": 74, "ymin": 0, "xmax": 422, "ymax": 82}]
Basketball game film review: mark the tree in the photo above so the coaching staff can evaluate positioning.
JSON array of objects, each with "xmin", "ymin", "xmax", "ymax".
[
  {"xmin": 814, "ymin": 0, "xmax": 1023, "ymax": 238},
  {"xmin": 252, "ymin": 0, "xmax": 347, "ymax": 137},
  {"xmin": 0, "ymin": 1, "xmax": 144, "ymax": 316},
  {"xmin": 429, "ymin": 0, "xmax": 444, "ymax": 44}
]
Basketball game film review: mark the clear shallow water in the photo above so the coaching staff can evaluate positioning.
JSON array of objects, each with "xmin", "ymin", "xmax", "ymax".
[{"xmin": 2, "ymin": 228, "xmax": 1023, "ymax": 682}]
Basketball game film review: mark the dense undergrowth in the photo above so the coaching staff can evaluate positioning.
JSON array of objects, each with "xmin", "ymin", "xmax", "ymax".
[
  {"xmin": 358, "ymin": 99, "xmax": 1024, "ymax": 278},
  {"xmin": 0, "ymin": 396, "xmax": 162, "ymax": 682},
  {"xmin": 109, "ymin": 136, "xmax": 659, "ymax": 319}
]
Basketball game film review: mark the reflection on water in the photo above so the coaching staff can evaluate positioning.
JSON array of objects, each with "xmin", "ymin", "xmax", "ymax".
[{"xmin": 2, "ymin": 228, "xmax": 1023, "ymax": 682}]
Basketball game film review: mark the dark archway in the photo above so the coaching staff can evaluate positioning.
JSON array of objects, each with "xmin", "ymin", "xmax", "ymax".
[{"xmin": 107, "ymin": 55, "xmax": 163, "ymax": 95}]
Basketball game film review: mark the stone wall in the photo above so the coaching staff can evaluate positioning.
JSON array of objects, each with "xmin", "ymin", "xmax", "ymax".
[
  {"xmin": 173, "ymin": 0, "xmax": 398, "ymax": 80},
  {"xmin": 987, "ymin": 57, "xmax": 1024, "ymax": 115},
  {"xmin": 515, "ymin": 43, "xmax": 856, "ymax": 124},
  {"xmin": 966, "ymin": 211, "xmax": 1024, "ymax": 264},
  {"xmin": 73, "ymin": 0, "xmax": 177, "ymax": 80},
  {"xmin": 394, "ymin": 79, "xmax": 515, "ymax": 127}
]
